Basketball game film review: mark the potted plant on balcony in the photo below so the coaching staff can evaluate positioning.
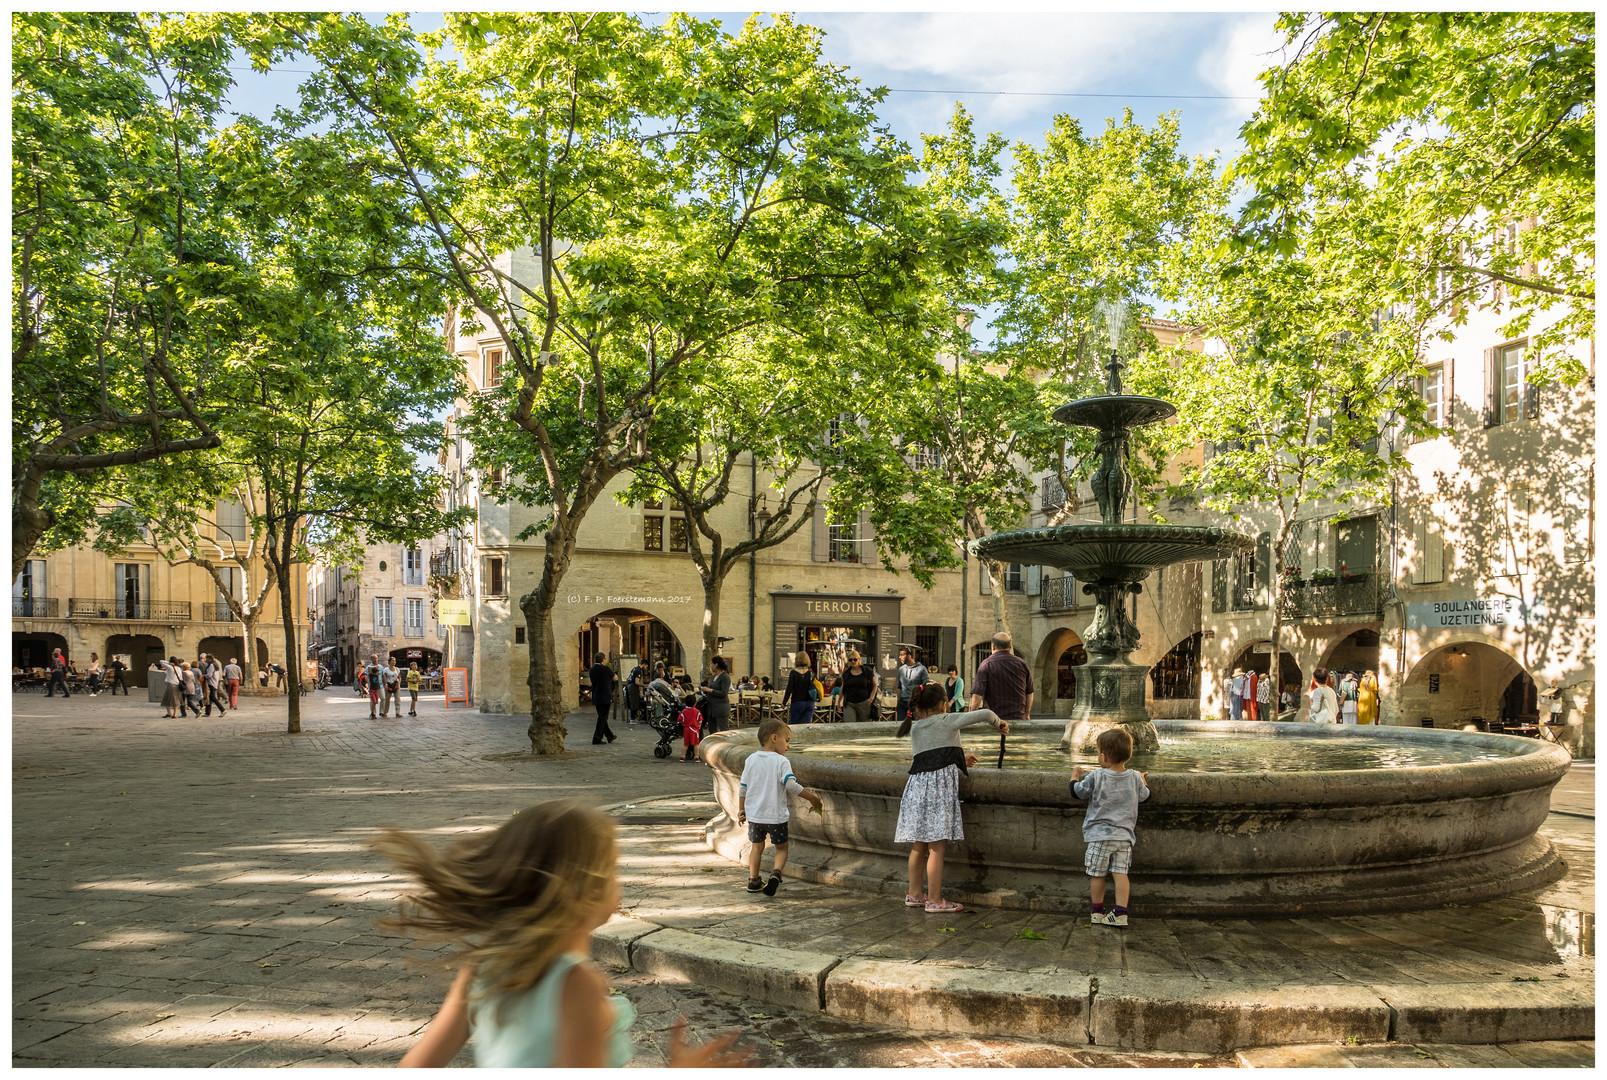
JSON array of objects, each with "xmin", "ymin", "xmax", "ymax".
[
  {"xmin": 1309, "ymin": 567, "xmax": 1337, "ymax": 587},
  {"xmin": 1341, "ymin": 563, "xmax": 1372, "ymax": 585},
  {"xmin": 1281, "ymin": 565, "xmax": 1306, "ymax": 589}
]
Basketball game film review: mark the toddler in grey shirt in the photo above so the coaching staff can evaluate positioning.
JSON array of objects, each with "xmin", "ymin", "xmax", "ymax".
[{"xmin": 1070, "ymin": 726, "xmax": 1149, "ymax": 927}]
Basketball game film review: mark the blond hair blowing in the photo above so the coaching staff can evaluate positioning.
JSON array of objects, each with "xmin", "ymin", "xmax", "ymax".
[{"xmin": 373, "ymin": 800, "xmax": 617, "ymax": 1009}]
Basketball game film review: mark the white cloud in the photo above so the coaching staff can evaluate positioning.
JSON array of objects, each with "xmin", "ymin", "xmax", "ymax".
[{"xmin": 1198, "ymin": 14, "xmax": 1287, "ymax": 103}]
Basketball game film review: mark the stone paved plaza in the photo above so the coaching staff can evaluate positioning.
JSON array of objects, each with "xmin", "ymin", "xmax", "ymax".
[{"xmin": 11, "ymin": 686, "xmax": 1596, "ymax": 1067}]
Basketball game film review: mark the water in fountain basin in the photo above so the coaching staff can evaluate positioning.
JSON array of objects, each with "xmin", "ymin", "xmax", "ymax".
[{"xmin": 795, "ymin": 726, "xmax": 1516, "ymax": 773}]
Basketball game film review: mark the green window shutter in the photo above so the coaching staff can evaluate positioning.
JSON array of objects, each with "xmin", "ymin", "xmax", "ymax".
[{"xmin": 1211, "ymin": 559, "xmax": 1228, "ymax": 613}]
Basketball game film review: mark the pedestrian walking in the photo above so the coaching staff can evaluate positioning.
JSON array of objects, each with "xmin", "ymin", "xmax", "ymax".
[
  {"xmin": 895, "ymin": 684, "xmax": 1008, "ymax": 914},
  {"xmin": 179, "ymin": 662, "xmax": 202, "ymax": 717},
  {"xmin": 944, "ymin": 664, "xmax": 965, "ymax": 713},
  {"xmin": 364, "ymin": 654, "xmax": 383, "ymax": 719},
  {"xmin": 224, "ymin": 657, "xmax": 242, "ymax": 708},
  {"xmin": 156, "ymin": 656, "xmax": 182, "ymax": 718},
  {"xmin": 1256, "ymin": 666, "xmax": 1273, "ymax": 720},
  {"xmin": 407, "ymin": 663, "xmax": 420, "ymax": 716},
  {"xmin": 375, "ymin": 800, "xmax": 750, "ymax": 1068},
  {"xmin": 203, "ymin": 654, "xmax": 229, "ymax": 715},
  {"xmin": 832, "ymin": 651, "xmax": 879, "ymax": 723},
  {"xmin": 45, "ymin": 648, "xmax": 70, "ymax": 697},
  {"xmin": 968, "ymin": 632, "xmax": 1034, "ymax": 726},
  {"xmin": 107, "ymin": 655, "xmax": 129, "ymax": 695},
  {"xmin": 589, "ymin": 652, "xmax": 616, "ymax": 744},
  {"xmin": 781, "ymin": 652, "xmax": 817, "ymax": 726},
  {"xmin": 85, "ymin": 653, "xmax": 103, "ymax": 695},
  {"xmin": 1244, "ymin": 668, "xmax": 1259, "ymax": 722},
  {"xmin": 381, "ymin": 659, "xmax": 403, "ymax": 718},
  {"xmin": 895, "ymin": 647, "xmax": 929, "ymax": 729},
  {"xmin": 1338, "ymin": 670, "xmax": 1360, "ymax": 724},
  {"xmin": 698, "ymin": 656, "xmax": 732, "ymax": 736},
  {"xmin": 1228, "ymin": 667, "xmax": 1246, "ymax": 721},
  {"xmin": 678, "ymin": 696, "xmax": 703, "ymax": 763}
]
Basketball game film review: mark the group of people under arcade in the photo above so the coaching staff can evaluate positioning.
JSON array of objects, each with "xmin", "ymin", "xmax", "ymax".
[{"xmin": 1227, "ymin": 664, "xmax": 1379, "ymax": 724}]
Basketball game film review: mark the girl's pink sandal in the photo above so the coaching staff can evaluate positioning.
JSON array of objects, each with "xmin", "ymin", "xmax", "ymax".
[{"xmin": 925, "ymin": 900, "xmax": 963, "ymax": 914}]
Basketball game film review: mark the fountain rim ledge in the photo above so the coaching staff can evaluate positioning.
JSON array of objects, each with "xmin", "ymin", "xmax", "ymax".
[{"xmin": 701, "ymin": 719, "xmax": 1571, "ymax": 809}]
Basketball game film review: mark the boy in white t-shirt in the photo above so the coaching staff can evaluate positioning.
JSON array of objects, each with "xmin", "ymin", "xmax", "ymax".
[{"xmin": 738, "ymin": 719, "xmax": 824, "ymax": 896}]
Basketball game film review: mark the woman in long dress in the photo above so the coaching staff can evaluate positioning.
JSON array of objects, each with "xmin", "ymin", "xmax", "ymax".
[{"xmin": 1357, "ymin": 670, "xmax": 1380, "ymax": 725}]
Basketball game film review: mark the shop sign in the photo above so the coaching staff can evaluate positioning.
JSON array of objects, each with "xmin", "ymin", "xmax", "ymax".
[
  {"xmin": 437, "ymin": 599, "xmax": 472, "ymax": 625},
  {"xmin": 1406, "ymin": 596, "xmax": 1542, "ymax": 630},
  {"xmin": 772, "ymin": 593, "xmax": 901, "ymax": 623}
]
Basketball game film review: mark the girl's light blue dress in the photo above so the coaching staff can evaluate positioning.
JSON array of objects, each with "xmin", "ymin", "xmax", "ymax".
[{"xmin": 469, "ymin": 952, "xmax": 636, "ymax": 1067}]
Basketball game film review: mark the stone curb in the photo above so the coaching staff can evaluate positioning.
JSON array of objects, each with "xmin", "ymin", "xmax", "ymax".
[{"xmin": 590, "ymin": 916, "xmax": 1595, "ymax": 1053}]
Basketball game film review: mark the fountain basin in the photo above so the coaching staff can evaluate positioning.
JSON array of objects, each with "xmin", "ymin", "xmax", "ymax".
[
  {"xmin": 972, "ymin": 523, "xmax": 1254, "ymax": 580},
  {"xmin": 701, "ymin": 720, "xmax": 1569, "ymax": 916}
]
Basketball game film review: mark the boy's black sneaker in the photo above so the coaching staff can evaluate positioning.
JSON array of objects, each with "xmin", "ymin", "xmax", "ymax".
[
  {"xmin": 762, "ymin": 873, "xmax": 781, "ymax": 897},
  {"xmin": 746, "ymin": 876, "xmax": 763, "ymax": 893}
]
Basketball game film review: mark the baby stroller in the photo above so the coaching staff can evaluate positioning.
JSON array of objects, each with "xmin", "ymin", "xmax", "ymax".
[{"xmin": 645, "ymin": 679, "xmax": 683, "ymax": 759}]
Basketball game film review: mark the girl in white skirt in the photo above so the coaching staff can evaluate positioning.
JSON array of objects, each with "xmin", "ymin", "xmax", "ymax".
[{"xmin": 895, "ymin": 684, "xmax": 1009, "ymax": 913}]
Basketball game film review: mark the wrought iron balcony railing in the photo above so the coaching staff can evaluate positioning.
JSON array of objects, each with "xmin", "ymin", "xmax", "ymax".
[
  {"xmin": 68, "ymin": 598, "xmax": 192, "ymax": 621},
  {"xmin": 202, "ymin": 602, "xmax": 238, "ymax": 622},
  {"xmin": 429, "ymin": 550, "xmax": 457, "ymax": 578},
  {"xmin": 13, "ymin": 597, "xmax": 59, "ymax": 618},
  {"xmin": 374, "ymin": 622, "xmax": 395, "ymax": 637},
  {"xmin": 1038, "ymin": 575, "xmax": 1083, "ymax": 614},
  {"xmin": 1277, "ymin": 574, "xmax": 1386, "ymax": 622},
  {"xmin": 402, "ymin": 624, "xmax": 425, "ymax": 638}
]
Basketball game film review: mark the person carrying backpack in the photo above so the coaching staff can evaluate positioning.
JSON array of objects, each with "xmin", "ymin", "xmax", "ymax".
[
  {"xmin": 781, "ymin": 652, "xmax": 818, "ymax": 725},
  {"xmin": 364, "ymin": 654, "xmax": 383, "ymax": 718}
]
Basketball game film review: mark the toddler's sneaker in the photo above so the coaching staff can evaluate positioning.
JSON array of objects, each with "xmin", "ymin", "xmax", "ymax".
[
  {"xmin": 762, "ymin": 872, "xmax": 782, "ymax": 897},
  {"xmin": 1102, "ymin": 911, "xmax": 1128, "ymax": 927},
  {"xmin": 746, "ymin": 876, "xmax": 763, "ymax": 893}
]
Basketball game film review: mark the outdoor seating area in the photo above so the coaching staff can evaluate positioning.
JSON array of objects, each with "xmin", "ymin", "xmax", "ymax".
[{"xmin": 732, "ymin": 690, "xmax": 900, "ymax": 725}]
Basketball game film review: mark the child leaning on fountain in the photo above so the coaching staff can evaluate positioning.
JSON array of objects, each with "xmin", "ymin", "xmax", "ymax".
[{"xmin": 1070, "ymin": 727, "xmax": 1150, "ymax": 927}]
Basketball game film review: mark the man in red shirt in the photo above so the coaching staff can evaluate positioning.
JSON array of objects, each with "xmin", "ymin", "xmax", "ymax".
[{"xmin": 969, "ymin": 631, "xmax": 1034, "ymax": 722}]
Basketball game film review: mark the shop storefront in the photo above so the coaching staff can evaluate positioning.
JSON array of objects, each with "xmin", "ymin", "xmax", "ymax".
[{"xmin": 771, "ymin": 593, "xmax": 902, "ymax": 690}]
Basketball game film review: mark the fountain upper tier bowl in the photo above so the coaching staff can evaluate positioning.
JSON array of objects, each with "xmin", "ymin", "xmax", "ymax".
[
  {"xmin": 973, "ymin": 523, "xmax": 1254, "ymax": 580},
  {"xmin": 1052, "ymin": 394, "xmax": 1177, "ymax": 429}
]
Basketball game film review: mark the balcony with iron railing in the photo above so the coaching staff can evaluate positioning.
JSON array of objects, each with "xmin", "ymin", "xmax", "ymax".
[
  {"xmin": 374, "ymin": 623, "xmax": 395, "ymax": 638},
  {"xmin": 429, "ymin": 549, "xmax": 457, "ymax": 578},
  {"xmin": 13, "ymin": 597, "xmax": 60, "ymax": 618},
  {"xmin": 403, "ymin": 623, "xmax": 425, "ymax": 638},
  {"xmin": 1277, "ymin": 573, "xmax": 1386, "ymax": 622},
  {"xmin": 1038, "ymin": 575, "xmax": 1083, "ymax": 614},
  {"xmin": 68, "ymin": 598, "xmax": 192, "ymax": 621},
  {"xmin": 201, "ymin": 602, "xmax": 239, "ymax": 622}
]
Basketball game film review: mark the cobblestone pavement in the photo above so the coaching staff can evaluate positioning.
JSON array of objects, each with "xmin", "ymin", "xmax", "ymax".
[{"xmin": 10, "ymin": 688, "xmax": 1595, "ymax": 1067}]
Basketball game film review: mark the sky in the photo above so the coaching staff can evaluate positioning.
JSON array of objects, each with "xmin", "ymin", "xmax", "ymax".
[{"xmin": 226, "ymin": 9, "xmax": 1289, "ymax": 174}]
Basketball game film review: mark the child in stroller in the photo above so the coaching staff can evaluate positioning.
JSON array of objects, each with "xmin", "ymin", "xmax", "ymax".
[{"xmin": 645, "ymin": 677, "xmax": 684, "ymax": 759}]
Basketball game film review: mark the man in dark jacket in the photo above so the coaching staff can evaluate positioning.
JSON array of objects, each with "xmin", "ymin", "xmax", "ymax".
[{"xmin": 589, "ymin": 652, "xmax": 617, "ymax": 744}]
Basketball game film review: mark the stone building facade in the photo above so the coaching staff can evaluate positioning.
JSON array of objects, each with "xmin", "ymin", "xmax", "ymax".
[
  {"xmin": 1189, "ymin": 301, "xmax": 1595, "ymax": 757},
  {"xmin": 307, "ymin": 540, "xmax": 454, "ymax": 685},
  {"xmin": 12, "ymin": 505, "xmax": 305, "ymax": 687}
]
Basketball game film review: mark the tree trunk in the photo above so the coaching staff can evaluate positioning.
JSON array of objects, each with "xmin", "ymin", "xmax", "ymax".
[
  {"xmin": 239, "ymin": 613, "xmax": 259, "ymax": 672},
  {"xmin": 700, "ymin": 571, "xmax": 728, "ymax": 684},
  {"xmin": 12, "ymin": 501, "xmax": 53, "ymax": 580},
  {"xmin": 522, "ymin": 579, "xmax": 566, "ymax": 754},
  {"xmin": 274, "ymin": 558, "xmax": 301, "ymax": 734},
  {"xmin": 1271, "ymin": 516, "xmax": 1295, "ymax": 720},
  {"xmin": 984, "ymin": 557, "xmax": 1014, "ymax": 641}
]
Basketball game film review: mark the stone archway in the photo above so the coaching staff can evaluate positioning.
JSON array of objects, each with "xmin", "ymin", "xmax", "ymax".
[
  {"xmin": 1402, "ymin": 639, "xmax": 1532, "ymax": 730},
  {"xmin": 1319, "ymin": 627, "xmax": 1383, "ymax": 681},
  {"xmin": 1033, "ymin": 627, "xmax": 1087, "ymax": 718},
  {"xmin": 1224, "ymin": 638, "xmax": 1302, "ymax": 715},
  {"xmin": 106, "ymin": 634, "xmax": 168, "ymax": 687},
  {"xmin": 563, "ymin": 605, "xmax": 695, "ymax": 709},
  {"xmin": 13, "ymin": 631, "xmax": 69, "ymax": 672}
]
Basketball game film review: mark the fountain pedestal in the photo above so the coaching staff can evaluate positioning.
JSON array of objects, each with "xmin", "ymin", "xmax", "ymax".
[{"xmin": 1066, "ymin": 657, "xmax": 1157, "ymax": 753}]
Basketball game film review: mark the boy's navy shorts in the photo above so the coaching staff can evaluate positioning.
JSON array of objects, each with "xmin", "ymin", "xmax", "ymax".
[{"xmin": 747, "ymin": 820, "xmax": 788, "ymax": 845}]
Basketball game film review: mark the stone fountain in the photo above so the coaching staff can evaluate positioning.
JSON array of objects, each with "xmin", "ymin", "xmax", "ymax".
[
  {"xmin": 973, "ymin": 350, "xmax": 1254, "ymax": 753},
  {"xmin": 697, "ymin": 318, "xmax": 1568, "ymax": 915}
]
